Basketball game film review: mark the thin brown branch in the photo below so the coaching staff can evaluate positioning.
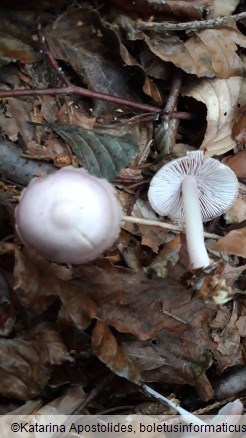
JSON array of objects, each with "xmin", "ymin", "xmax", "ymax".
[
  {"xmin": 37, "ymin": 27, "xmax": 71, "ymax": 87},
  {"xmin": 138, "ymin": 12, "xmax": 246, "ymax": 32},
  {"xmin": 0, "ymin": 86, "xmax": 192, "ymax": 120},
  {"xmin": 122, "ymin": 215, "xmax": 220, "ymax": 239},
  {"xmin": 163, "ymin": 70, "xmax": 183, "ymax": 121},
  {"xmin": 0, "ymin": 139, "xmax": 55, "ymax": 187}
]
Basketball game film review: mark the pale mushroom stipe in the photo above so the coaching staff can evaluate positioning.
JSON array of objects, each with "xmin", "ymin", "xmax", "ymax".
[
  {"xmin": 148, "ymin": 151, "xmax": 238, "ymax": 269},
  {"xmin": 15, "ymin": 166, "xmax": 123, "ymax": 264}
]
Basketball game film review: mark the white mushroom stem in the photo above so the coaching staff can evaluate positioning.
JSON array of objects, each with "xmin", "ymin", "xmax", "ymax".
[{"xmin": 182, "ymin": 175, "xmax": 210, "ymax": 269}]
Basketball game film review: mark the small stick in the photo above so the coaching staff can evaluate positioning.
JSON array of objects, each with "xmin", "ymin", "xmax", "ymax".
[
  {"xmin": 137, "ymin": 12, "xmax": 246, "ymax": 32},
  {"xmin": 163, "ymin": 70, "xmax": 182, "ymax": 121},
  {"xmin": 0, "ymin": 86, "xmax": 192, "ymax": 120},
  {"xmin": 122, "ymin": 215, "xmax": 220, "ymax": 239},
  {"xmin": 37, "ymin": 28, "xmax": 71, "ymax": 87}
]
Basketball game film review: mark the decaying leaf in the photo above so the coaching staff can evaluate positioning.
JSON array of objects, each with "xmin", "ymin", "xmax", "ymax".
[
  {"xmin": 72, "ymin": 261, "xmax": 218, "ymax": 362},
  {"xmin": 184, "ymin": 77, "xmax": 246, "ymax": 155},
  {"xmin": 92, "ymin": 321, "xmax": 141, "ymax": 384},
  {"xmin": 0, "ymin": 323, "xmax": 72, "ymax": 400},
  {"xmin": 59, "ymin": 281, "xmax": 97, "ymax": 331},
  {"xmin": 44, "ymin": 7, "xmax": 136, "ymax": 115},
  {"xmin": 14, "ymin": 249, "xmax": 61, "ymax": 313},
  {"xmin": 0, "ymin": 32, "xmax": 40, "ymax": 66},
  {"xmin": 109, "ymin": 0, "xmax": 211, "ymax": 20},
  {"xmin": 236, "ymin": 316, "xmax": 246, "ymax": 337},
  {"xmin": 212, "ymin": 303, "xmax": 241, "ymax": 356},
  {"xmin": 52, "ymin": 124, "xmax": 138, "ymax": 180},
  {"xmin": 226, "ymin": 150, "xmax": 246, "ymax": 178},
  {"xmin": 226, "ymin": 183, "xmax": 246, "ymax": 223},
  {"xmin": 232, "ymin": 110, "xmax": 246, "ymax": 145},
  {"xmin": 145, "ymin": 26, "xmax": 246, "ymax": 79},
  {"xmin": 214, "ymin": 227, "xmax": 246, "ymax": 258},
  {"xmin": 122, "ymin": 330, "xmax": 213, "ymax": 386}
]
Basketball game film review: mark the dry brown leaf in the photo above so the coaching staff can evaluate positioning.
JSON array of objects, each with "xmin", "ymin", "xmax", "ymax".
[
  {"xmin": 214, "ymin": 228, "xmax": 246, "ymax": 258},
  {"xmin": 184, "ymin": 77, "xmax": 246, "ymax": 156},
  {"xmin": 211, "ymin": 304, "xmax": 243, "ymax": 372},
  {"xmin": 146, "ymin": 26, "xmax": 246, "ymax": 79},
  {"xmin": 7, "ymin": 98, "xmax": 34, "ymax": 145},
  {"xmin": 0, "ymin": 323, "xmax": 72, "ymax": 400},
  {"xmin": 14, "ymin": 249, "xmax": 61, "ymax": 313},
  {"xmin": 236, "ymin": 316, "xmax": 246, "ymax": 337},
  {"xmin": 74, "ymin": 260, "xmax": 217, "ymax": 340},
  {"xmin": 36, "ymin": 385, "xmax": 85, "ymax": 415},
  {"xmin": 58, "ymin": 281, "xmax": 97, "ymax": 331},
  {"xmin": 226, "ymin": 183, "xmax": 246, "ymax": 223},
  {"xmin": 109, "ymin": 0, "xmax": 211, "ymax": 20},
  {"xmin": 92, "ymin": 321, "xmax": 141, "ymax": 384},
  {"xmin": 232, "ymin": 109, "xmax": 246, "ymax": 145},
  {"xmin": 145, "ymin": 234, "xmax": 188, "ymax": 278},
  {"xmin": 222, "ymin": 263, "xmax": 246, "ymax": 288},
  {"xmin": 44, "ymin": 7, "xmax": 136, "ymax": 115},
  {"xmin": 212, "ymin": 304, "xmax": 241, "ymax": 356},
  {"xmin": 122, "ymin": 329, "xmax": 213, "ymax": 386},
  {"xmin": 226, "ymin": 150, "xmax": 246, "ymax": 178}
]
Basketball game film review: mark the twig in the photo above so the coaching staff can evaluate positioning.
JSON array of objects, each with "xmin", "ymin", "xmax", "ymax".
[
  {"xmin": 0, "ymin": 139, "xmax": 55, "ymax": 186},
  {"xmin": 122, "ymin": 216, "xmax": 221, "ymax": 239},
  {"xmin": 163, "ymin": 70, "xmax": 182, "ymax": 121},
  {"xmin": 137, "ymin": 11, "xmax": 246, "ymax": 32},
  {"xmin": 37, "ymin": 27, "xmax": 71, "ymax": 87},
  {"xmin": 0, "ymin": 86, "xmax": 192, "ymax": 120},
  {"xmin": 122, "ymin": 215, "xmax": 220, "ymax": 239},
  {"xmin": 161, "ymin": 309, "xmax": 188, "ymax": 325}
]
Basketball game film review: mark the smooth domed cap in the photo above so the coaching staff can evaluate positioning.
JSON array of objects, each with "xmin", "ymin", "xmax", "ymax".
[
  {"xmin": 15, "ymin": 166, "xmax": 122, "ymax": 264},
  {"xmin": 148, "ymin": 151, "xmax": 238, "ymax": 223}
]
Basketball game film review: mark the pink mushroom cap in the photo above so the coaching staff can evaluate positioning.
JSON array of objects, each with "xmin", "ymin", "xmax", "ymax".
[{"xmin": 15, "ymin": 166, "xmax": 122, "ymax": 264}]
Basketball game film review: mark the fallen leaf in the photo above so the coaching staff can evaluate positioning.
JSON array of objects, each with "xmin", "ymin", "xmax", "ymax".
[
  {"xmin": 226, "ymin": 150, "xmax": 246, "ymax": 178},
  {"xmin": 226, "ymin": 183, "xmax": 246, "ymax": 223},
  {"xmin": 92, "ymin": 321, "xmax": 141, "ymax": 384},
  {"xmin": 145, "ymin": 26, "xmax": 246, "ymax": 79},
  {"xmin": 106, "ymin": 21, "xmax": 162, "ymax": 102},
  {"xmin": 214, "ymin": 228, "xmax": 246, "ymax": 258},
  {"xmin": 14, "ymin": 249, "xmax": 61, "ymax": 314},
  {"xmin": 211, "ymin": 303, "xmax": 243, "ymax": 372},
  {"xmin": 122, "ymin": 330, "xmax": 213, "ymax": 385},
  {"xmin": 212, "ymin": 303, "xmax": 241, "ymax": 356},
  {"xmin": 184, "ymin": 77, "xmax": 246, "ymax": 155},
  {"xmin": 109, "ymin": 0, "xmax": 211, "ymax": 20},
  {"xmin": 52, "ymin": 124, "xmax": 138, "ymax": 181},
  {"xmin": 145, "ymin": 233, "xmax": 188, "ymax": 278},
  {"xmin": 236, "ymin": 316, "xmax": 246, "ymax": 337},
  {"xmin": 58, "ymin": 281, "xmax": 97, "ymax": 331},
  {"xmin": 0, "ymin": 323, "xmax": 72, "ymax": 400},
  {"xmin": 74, "ymin": 260, "xmax": 217, "ymax": 340},
  {"xmin": 44, "ymin": 7, "xmax": 136, "ymax": 115},
  {"xmin": 0, "ymin": 32, "xmax": 40, "ymax": 65},
  {"xmin": 232, "ymin": 110, "xmax": 246, "ymax": 145}
]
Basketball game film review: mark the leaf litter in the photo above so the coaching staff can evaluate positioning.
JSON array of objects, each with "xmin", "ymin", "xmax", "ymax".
[{"xmin": 0, "ymin": 0, "xmax": 244, "ymax": 421}]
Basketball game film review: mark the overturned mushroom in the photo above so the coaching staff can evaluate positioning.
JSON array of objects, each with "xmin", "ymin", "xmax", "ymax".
[
  {"xmin": 15, "ymin": 166, "xmax": 122, "ymax": 264},
  {"xmin": 148, "ymin": 151, "xmax": 238, "ymax": 269}
]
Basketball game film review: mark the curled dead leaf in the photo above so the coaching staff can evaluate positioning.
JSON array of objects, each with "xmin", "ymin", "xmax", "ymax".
[
  {"xmin": 0, "ymin": 323, "xmax": 72, "ymax": 400},
  {"xmin": 92, "ymin": 321, "xmax": 141, "ymax": 384},
  {"xmin": 183, "ymin": 77, "xmax": 246, "ymax": 155}
]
